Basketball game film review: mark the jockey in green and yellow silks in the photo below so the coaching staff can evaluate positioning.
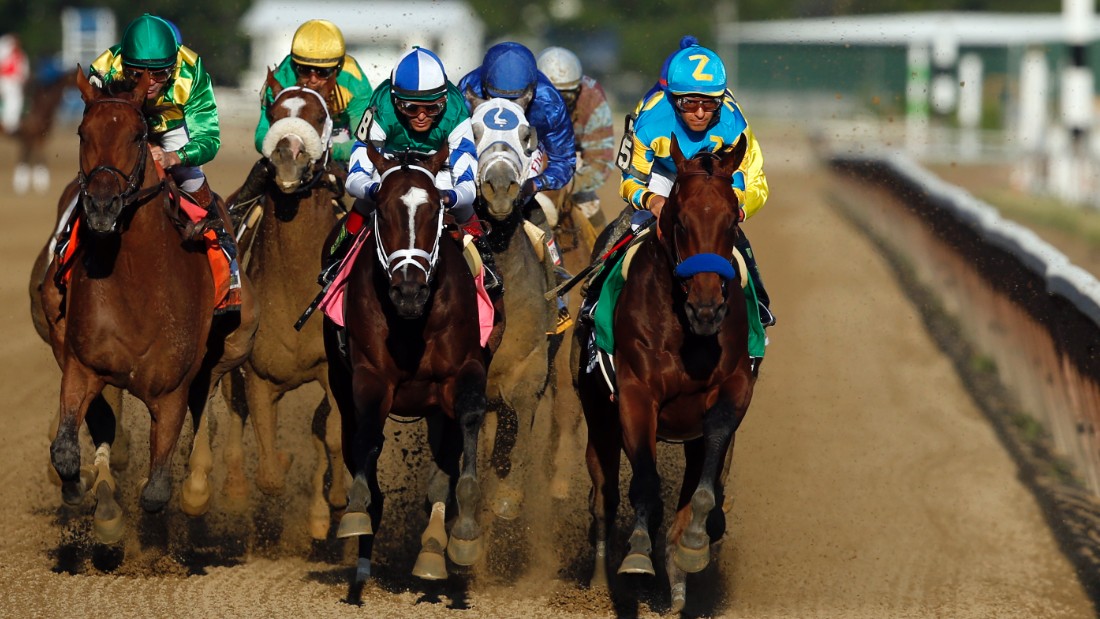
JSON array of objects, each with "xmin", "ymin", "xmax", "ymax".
[{"xmin": 229, "ymin": 19, "xmax": 373, "ymax": 214}]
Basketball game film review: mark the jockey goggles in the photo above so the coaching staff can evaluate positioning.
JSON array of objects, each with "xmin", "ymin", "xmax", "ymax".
[
  {"xmin": 123, "ymin": 65, "xmax": 174, "ymax": 83},
  {"xmin": 395, "ymin": 97, "xmax": 446, "ymax": 118},
  {"xmin": 673, "ymin": 95, "xmax": 722, "ymax": 113},
  {"xmin": 293, "ymin": 62, "xmax": 336, "ymax": 79}
]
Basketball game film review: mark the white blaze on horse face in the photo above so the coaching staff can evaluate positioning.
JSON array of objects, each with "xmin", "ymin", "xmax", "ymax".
[
  {"xmin": 401, "ymin": 187, "xmax": 431, "ymax": 251},
  {"xmin": 280, "ymin": 97, "xmax": 307, "ymax": 118}
]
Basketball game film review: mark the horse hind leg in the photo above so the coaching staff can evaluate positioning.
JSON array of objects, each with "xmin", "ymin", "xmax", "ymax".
[
  {"xmin": 307, "ymin": 396, "xmax": 341, "ymax": 540},
  {"xmin": 90, "ymin": 443, "xmax": 124, "ymax": 544},
  {"xmin": 411, "ymin": 469, "xmax": 449, "ymax": 581},
  {"xmin": 219, "ymin": 369, "xmax": 250, "ymax": 509}
]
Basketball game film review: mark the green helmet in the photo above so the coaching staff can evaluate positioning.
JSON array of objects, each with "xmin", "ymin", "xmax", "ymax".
[{"xmin": 121, "ymin": 14, "xmax": 178, "ymax": 69}]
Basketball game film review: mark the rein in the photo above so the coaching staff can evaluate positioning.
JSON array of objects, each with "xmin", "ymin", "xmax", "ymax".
[{"xmin": 372, "ymin": 164, "xmax": 445, "ymax": 282}]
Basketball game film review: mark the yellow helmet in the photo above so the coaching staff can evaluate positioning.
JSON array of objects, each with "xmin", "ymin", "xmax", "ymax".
[{"xmin": 291, "ymin": 20, "xmax": 345, "ymax": 68}]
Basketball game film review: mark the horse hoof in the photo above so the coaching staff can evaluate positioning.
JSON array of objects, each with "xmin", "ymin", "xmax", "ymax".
[
  {"xmin": 309, "ymin": 504, "xmax": 331, "ymax": 540},
  {"xmin": 670, "ymin": 582, "xmax": 687, "ymax": 614},
  {"xmin": 447, "ymin": 536, "xmax": 483, "ymax": 567},
  {"xmin": 93, "ymin": 482, "xmax": 125, "ymax": 545},
  {"xmin": 180, "ymin": 476, "xmax": 211, "ymax": 517},
  {"xmin": 549, "ymin": 476, "xmax": 570, "ymax": 501},
  {"xmin": 722, "ymin": 495, "xmax": 734, "ymax": 514},
  {"xmin": 673, "ymin": 542, "xmax": 710, "ymax": 574},
  {"xmin": 412, "ymin": 549, "xmax": 448, "ymax": 580},
  {"xmin": 491, "ymin": 490, "xmax": 522, "ymax": 521},
  {"xmin": 617, "ymin": 553, "xmax": 655, "ymax": 576},
  {"xmin": 60, "ymin": 466, "xmax": 96, "ymax": 505},
  {"xmin": 336, "ymin": 511, "xmax": 372, "ymax": 538}
]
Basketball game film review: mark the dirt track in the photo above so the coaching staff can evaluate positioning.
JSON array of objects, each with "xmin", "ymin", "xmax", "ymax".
[{"xmin": 0, "ymin": 117, "xmax": 1093, "ymax": 618}]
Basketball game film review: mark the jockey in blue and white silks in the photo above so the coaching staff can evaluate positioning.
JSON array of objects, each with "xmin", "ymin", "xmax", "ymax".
[{"xmin": 458, "ymin": 42, "xmax": 576, "ymax": 197}]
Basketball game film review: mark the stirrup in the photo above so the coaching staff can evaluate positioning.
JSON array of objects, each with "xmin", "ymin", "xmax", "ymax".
[
  {"xmin": 759, "ymin": 303, "xmax": 776, "ymax": 328},
  {"xmin": 548, "ymin": 306, "xmax": 574, "ymax": 335}
]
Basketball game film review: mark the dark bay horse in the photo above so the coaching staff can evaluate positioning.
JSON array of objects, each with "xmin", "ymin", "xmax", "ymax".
[
  {"xmin": 574, "ymin": 136, "xmax": 755, "ymax": 613},
  {"xmin": 467, "ymin": 94, "xmax": 557, "ymax": 519},
  {"xmin": 220, "ymin": 71, "xmax": 346, "ymax": 539},
  {"xmin": 325, "ymin": 143, "xmax": 488, "ymax": 584},
  {"xmin": 37, "ymin": 68, "xmax": 257, "ymax": 543}
]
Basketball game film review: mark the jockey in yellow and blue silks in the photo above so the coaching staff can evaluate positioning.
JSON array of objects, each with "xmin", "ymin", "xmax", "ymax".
[
  {"xmin": 457, "ymin": 41, "xmax": 579, "ymax": 332},
  {"xmin": 619, "ymin": 43, "xmax": 774, "ymax": 327}
]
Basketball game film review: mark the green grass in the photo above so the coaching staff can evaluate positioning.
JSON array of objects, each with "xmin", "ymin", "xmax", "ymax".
[{"xmin": 975, "ymin": 189, "xmax": 1100, "ymax": 248}]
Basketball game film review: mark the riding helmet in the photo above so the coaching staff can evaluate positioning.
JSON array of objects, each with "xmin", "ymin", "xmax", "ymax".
[
  {"xmin": 391, "ymin": 47, "xmax": 448, "ymax": 101},
  {"xmin": 536, "ymin": 47, "xmax": 582, "ymax": 91},
  {"xmin": 481, "ymin": 42, "xmax": 537, "ymax": 99},
  {"xmin": 120, "ymin": 14, "xmax": 178, "ymax": 69},
  {"xmin": 665, "ymin": 44, "xmax": 726, "ymax": 97},
  {"xmin": 291, "ymin": 19, "xmax": 345, "ymax": 68}
]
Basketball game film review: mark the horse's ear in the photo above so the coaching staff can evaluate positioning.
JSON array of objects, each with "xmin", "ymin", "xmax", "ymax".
[
  {"xmin": 465, "ymin": 85, "xmax": 487, "ymax": 110},
  {"xmin": 317, "ymin": 73, "xmax": 337, "ymax": 102},
  {"xmin": 522, "ymin": 125, "xmax": 538, "ymax": 155},
  {"xmin": 265, "ymin": 68, "xmax": 282, "ymax": 99},
  {"xmin": 367, "ymin": 141, "xmax": 396, "ymax": 176},
  {"xmin": 426, "ymin": 143, "xmax": 450, "ymax": 176},
  {"xmin": 75, "ymin": 66, "xmax": 98, "ymax": 102},
  {"xmin": 513, "ymin": 85, "xmax": 535, "ymax": 111},
  {"xmin": 127, "ymin": 70, "xmax": 153, "ymax": 103},
  {"xmin": 718, "ymin": 135, "xmax": 748, "ymax": 176},
  {"xmin": 670, "ymin": 134, "xmax": 686, "ymax": 169}
]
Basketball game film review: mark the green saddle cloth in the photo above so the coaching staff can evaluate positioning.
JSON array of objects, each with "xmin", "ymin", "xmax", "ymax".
[{"xmin": 594, "ymin": 250, "xmax": 767, "ymax": 359}]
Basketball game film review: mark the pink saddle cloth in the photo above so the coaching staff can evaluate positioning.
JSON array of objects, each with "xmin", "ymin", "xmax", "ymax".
[{"xmin": 318, "ymin": 231, "xmax": 495, "ymax": 348}]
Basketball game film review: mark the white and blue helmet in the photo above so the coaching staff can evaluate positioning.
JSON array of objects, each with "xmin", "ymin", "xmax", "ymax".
[{"xmin": 391, "ymin": 46, "xmax": 448, "ymax": 101}]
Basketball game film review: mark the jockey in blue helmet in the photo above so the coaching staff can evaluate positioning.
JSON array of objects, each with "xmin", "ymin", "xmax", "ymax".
[
  {"xmin": 458, "ymin": 41, "xmax": 579, "ymax": 333},
  {"xmin": 616, "ymin": 42, "xmax": 774, "ymax": 328}
]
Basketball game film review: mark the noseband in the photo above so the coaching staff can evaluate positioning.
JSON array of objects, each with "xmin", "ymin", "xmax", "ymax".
[
  {"xmin": 265, "ymin": 86, "xmax": 334, "ymax": 191},
  {"xmin": 372, "ymin": 163, "xmax": 445, "ymax": 282},
  {"xmin": 77, "ymin": 98, "xmax": 162, "ymax": 210},
  {"xmin": 669, "ymin": 162, "xmax": 739, "ymax": 288}
]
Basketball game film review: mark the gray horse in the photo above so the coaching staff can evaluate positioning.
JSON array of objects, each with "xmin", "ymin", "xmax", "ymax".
[{"xmin": 466, "ymin": 93, "xmax": 558, "ymax": 519}]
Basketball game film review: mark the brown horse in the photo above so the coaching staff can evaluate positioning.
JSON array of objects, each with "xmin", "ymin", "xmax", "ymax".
[
  {"xmin": 466, "ymin": 94, "xmax": 557, "ymax": 519},
  {"xmin": 325, "ymin": 143, "xmax": 488, "ymax": 584},
  {"xmin": 220, "ymin": 71, "xmax": 346, "ymax": 539},
  {"xmin": 37, "ymin": 68, "xmax": 256, "ymax": 542},
  {"xmin": 13, "ymin": 67, "xmax": 74, "ymax": 194},
  {"xmin": 574, "ymin": 136, "xmax": 754, "ymax": 613}
]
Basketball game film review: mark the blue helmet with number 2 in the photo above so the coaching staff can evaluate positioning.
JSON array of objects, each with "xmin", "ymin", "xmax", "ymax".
[{"xmin": 665, "ymin": 44, "xmax": 726, "ymax": 97}]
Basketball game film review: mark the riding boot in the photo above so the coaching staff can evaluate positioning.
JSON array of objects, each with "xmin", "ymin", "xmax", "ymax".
[
  {"xmin": 733, "ymin": 231, "xmax": 775, "ymax": 328},
  {"xmin": 319, "ymin": 200, "xmax": 372, "ymax": 286},
  {"xmin": 227, "ymin": 158, "xmax": 271, "ymax": 229},
  {"xmin": 472, "ymin": 234, "xmax": 503, "ymax": 298},
  {"xmin": 188, "ymin": 180, "xmax": 242, "ymax": 312},
  {"xmin": 523, "ymin": 200, "xmax": 573, "ymax": 332}
]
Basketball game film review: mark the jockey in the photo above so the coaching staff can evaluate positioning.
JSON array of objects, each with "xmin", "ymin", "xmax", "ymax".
[
  {"xmin": 458, "ymin": 41, "xmax": 578, "ymax": 332},
  {"xmin": 231, "ymin": 19, "xmax": 373, "ymax": 213},
  {"xmin": 332, "ymin": 47, "xmax": 497, "ymax": 292},
  {"xmin": 537, "ymin": 46, "xmax": 616, "ymax": 230},
  {"xmin": 0, "ymin": 33, "xmax": 29, "ymax": 134},
  {"xmin": 89, "ymin": 13, "xmax": 240, "ymax": 309},
  {"xmin": 619, "ymin": 42, "xmax": 774, "ymax": 327}
]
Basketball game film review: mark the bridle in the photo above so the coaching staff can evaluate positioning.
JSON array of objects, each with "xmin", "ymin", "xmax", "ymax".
[
  {"xmin": 372, "ymin": 163, "xmax": 445, "ymax": 283},
  {"xmin": 266, "ymin": 86, "xmax": 334, "ymax": 191},
  {"xmin": 668, "ymin": 160, "xmax": 740, "ymax": 292},
  {"xmin": 77, "ymin": 97, "xmax": 163, "ymax": 214}
]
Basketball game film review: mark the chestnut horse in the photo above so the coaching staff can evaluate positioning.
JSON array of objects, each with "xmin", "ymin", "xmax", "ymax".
[
  {"xmin": 324, "ymin": 144, "xmax": 488, "ymax": 584},
  {"xmin": 37, "ymin": 68, "xmax": 256, "ymax": 543},
  {"xmin": 574, "ymin": 136, "xmax": 755, "ymax": 612},
  {"xmin": 220, "ymin": 71, "xmax": 346, "ymax": 539}
]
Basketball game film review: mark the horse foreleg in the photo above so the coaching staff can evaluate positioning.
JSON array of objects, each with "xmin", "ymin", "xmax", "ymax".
[
  {"xmin": 446, "ymin": 369, "xmax": 487, "ymax": 567},
  {"xmin": 102, "ymin": 387, "xmax": 129, "ymax": 470},
  {"xmin": 618, "ymin": 390, "xmax": 661, "ymax": 577},
  {"xmin": 246, "ymin": 372, "xmax": 292, "ymax": 495},
  {"xmin": 181, "ymin": 405, "xmax": 213, "ymax": 517},
  {"xmin": 90, "ymin": 443, "xmax": 124, "ymax": 544},
  {"xmin": 550, "ymin": 339, "xmax": 584, "ymax": 500},
  {"xmin": 140, "ymin": 390, "xmax": 190, "ymax": 513},
  {"xmin": 307, "ymin": 397, "xmax": 337, "ymax": 540},
  {"xmin": 319, "ymin": 371, "xmax": 349, "ymax": 509},
  {"xmin": 220, "ymin": 369, "xmax": 249, "ymax": 509},
  {"xmin": 673, "ymin": 401, "xmax": 738, "ymax": 575},
  {"xmin": 581, "ymin": 385, "xmax": 622, "ymax": 589},
  {"xmin": 51, "ymin": 366, "xmax": 104, "ymax": 504}
]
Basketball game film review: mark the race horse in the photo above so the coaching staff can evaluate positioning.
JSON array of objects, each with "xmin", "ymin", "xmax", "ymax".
[
  {"xmin": 466, "ymin": 93, "xmax": 557, "ymax": 519},
  {"xmin": 12, "ymin": 62, "xmax": 74, "ymax": 194},
  {"xmin": 36, "ymin": 68, "xmax": 257, "ymax": 543},
  {"xmin": 220, "ymin": 70, "xmax": 346, "ymax": 539},
  {"xmin": 324, "ymin": 143, "xmax": 488, "ymax": 584},
  {"xmin": 574, "ymin": 135, "xmax": 756, "ymax": 613}
]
